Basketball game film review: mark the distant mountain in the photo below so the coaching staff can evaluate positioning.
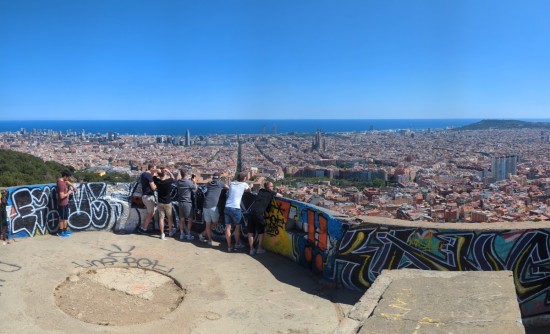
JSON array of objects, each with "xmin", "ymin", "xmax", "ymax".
[{"xmin": 457, "ymin": 119, "xmax": 550, "ymax": 130}]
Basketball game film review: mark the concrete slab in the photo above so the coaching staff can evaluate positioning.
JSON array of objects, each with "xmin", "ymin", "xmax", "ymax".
[
  {"xmin": 0, "ymin": 232, "xmax": 361, "ymax": 334},
  {"xmin": 355, "ymin": 269, "xmax": 524, "ymax": 334}
]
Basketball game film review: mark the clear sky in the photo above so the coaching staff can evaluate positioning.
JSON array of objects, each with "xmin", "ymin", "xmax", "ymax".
[{"xmin": 1, "ymin": 0, "xmax": 549, "ymax": 120}]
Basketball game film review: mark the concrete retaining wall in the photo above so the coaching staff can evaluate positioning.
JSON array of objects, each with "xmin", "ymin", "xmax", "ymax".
[{"xmin": 3, "ymin": 182, "xmax": 550, "ymax": 323}]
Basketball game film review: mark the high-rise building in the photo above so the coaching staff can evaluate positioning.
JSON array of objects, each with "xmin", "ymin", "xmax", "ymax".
[
  {"xmin": 185, "ymin": 129, "xmax": 191, "ymax": 147},
  {"xmin": 491, "ymin": 155, "xmax": 518, "ymax": 181}
]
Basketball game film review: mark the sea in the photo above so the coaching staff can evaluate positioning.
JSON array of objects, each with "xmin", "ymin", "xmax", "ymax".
[{"xmin": 1, "ymin": 119, "xmax": 550, "ymax": 136}]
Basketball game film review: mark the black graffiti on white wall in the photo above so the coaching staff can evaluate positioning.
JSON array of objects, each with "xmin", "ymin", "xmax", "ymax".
[{"xmin": 9, "ymin": 183, "xmax": 125, "ymax": 237}]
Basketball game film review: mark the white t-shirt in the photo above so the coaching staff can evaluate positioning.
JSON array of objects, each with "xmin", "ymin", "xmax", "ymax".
[{"xmin": 225, "ymin": 181, "xmax": 250, "ymax": 209}]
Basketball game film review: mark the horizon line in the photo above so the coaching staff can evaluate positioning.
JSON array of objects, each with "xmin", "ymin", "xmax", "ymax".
[{"xmin": 4, "ymin": 118, "xmax": 550, "ymax": 122}]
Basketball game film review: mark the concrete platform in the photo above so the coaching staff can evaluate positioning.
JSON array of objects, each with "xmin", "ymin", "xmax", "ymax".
[
  {"xmin": 346, "ymin": 269, "xmax": 525, "ymax": 334},
  {"xmin": 0, "ymin": 232, "xmax": 361, "ymax": 334}
]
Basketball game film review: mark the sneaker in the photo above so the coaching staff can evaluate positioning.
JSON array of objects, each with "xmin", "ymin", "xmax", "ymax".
[
  {"xmin": 199, "ymin": 233, "xmax": 206, "ymax": 242},
  {"xmin": 186, "ymin": 234, "xmax": 195, "ymax": 241},
  {"xmin": 137, "ymin": 227, "xmax": 147, "ymax": 234},
  {"xmin": 180, "ymin": 231, "xmax": 185, "ymax": 240},
  {"xmin": 249, "ymin": 249, "xmax": 256, "ymax": 255},
  {"xmin": 169, "ymin": 228, "xmax": 177, "ymax": 237},
  {"xmin": 57, "ymin": 231, "xmax": 69, "ymax": 238},
  {"xmin": 160, "ymin": 233, "xmax": 166, "ymax": 240},
  {"xmin": 207, "ymin": 240, "xmax": 212, "ymax": 246},
  {"xmin": 235, "ymin": 243, "xmax": 245, "ymax": 250},
  {"xmin": 65, "ymin": 230, "xmax": 73, "ymax": 235}
]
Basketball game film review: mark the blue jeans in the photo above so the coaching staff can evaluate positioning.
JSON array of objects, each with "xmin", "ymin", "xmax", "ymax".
[{"xmin": 224, "ymin": 207, "xmax": 242, "ymax": 226}]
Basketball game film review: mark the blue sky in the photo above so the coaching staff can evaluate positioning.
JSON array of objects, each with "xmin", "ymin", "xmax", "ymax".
[{"xmin": 1, "ymin": 0, "xmax": 549, "ymax": 120}]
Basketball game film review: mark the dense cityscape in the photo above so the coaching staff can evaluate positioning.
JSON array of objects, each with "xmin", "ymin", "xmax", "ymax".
[{"xmin": 2, "ymin": 126, "xmax": 550, "ymax": 223}]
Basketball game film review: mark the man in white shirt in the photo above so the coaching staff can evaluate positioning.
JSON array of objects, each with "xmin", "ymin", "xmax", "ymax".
[{"xmin": 224, "ymin": 172, "xmax": 250, "ymax": 252}]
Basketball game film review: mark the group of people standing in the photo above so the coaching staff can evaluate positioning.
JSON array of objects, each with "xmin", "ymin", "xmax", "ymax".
[
  {"xmin": 137, "ymin": 164, "xmax": 198, "ymax": 241},
  {"xmin": 51, "ymin": 167, "xmax": 277, "ymax": 255},
  {"xmin": 137, "ymin": 165, "xmax": 278, "ymax": 255}
]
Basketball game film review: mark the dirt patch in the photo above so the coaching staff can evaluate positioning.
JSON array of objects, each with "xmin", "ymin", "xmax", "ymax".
[{"xmin": 54, "ymin": 267, "xmax": 185, "ymax": 326}]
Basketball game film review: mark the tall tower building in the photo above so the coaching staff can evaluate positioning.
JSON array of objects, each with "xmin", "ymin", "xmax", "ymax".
[
  {"xmin": 492, "ymin": 155, "xmax": 518, "ymax": 181},
  {"xmin": 312, "ymin": 129, "xmax": 324, "ymax": 152},
  {"xmin": 185, "ymin": 129, "xmax": 191, "ymax": 147}
]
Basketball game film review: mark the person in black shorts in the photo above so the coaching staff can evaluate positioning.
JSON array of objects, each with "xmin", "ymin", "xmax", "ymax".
[
  {"xmin": 56, "ymin": 170, "xmax": 76, "ymax": 237},
  {"xmin": 247, "ymin": 182, "xmax": 279, "ymax": 255}
]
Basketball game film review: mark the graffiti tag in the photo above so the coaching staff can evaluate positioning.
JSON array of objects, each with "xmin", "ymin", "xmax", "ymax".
[{"xmin": 72, "ymin": 244, "xmax": 174, "ymax": 273}]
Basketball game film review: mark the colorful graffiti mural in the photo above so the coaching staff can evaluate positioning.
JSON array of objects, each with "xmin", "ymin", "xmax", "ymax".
[
  {"xmin": 264, "ymin": 197, "xmax": 344, "ymax": 277},
  {"xmin": 334, "ymin": 226, "xmax": 550, "ymax": 319},
  {"xmin": 263, "ymin": 197, "xmax": 550, "ymax": 321}
]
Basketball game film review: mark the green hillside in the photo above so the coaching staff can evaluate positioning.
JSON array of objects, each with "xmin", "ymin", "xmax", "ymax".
[
  {"xmin": 458, "ymin": 119, "xmax": 550, "ymax": 130},
  {"xmin": 0, "ymin": 149, "xmax": 133, "ymax": 187},
  {"xmin": 0, "ymin": 149, "xmax": 72, "ymax": 187}
]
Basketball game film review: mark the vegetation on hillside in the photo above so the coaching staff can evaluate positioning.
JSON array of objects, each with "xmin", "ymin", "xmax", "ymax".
[
  {"xmin": 0, "ymin": 149, "xmax": 133, "ymax": 187},
  {"xmin": 457, "ymin": 119, "xmax": 550, "ymax": 130},
  {"xmin": 275, "ymin": 176, "xmax": 385, "ymax": 190},
  {"xmin": 0, "ymin": 149, "xmax": 71, "ymax": 186},
  {"xmin": 73, "ymin": 170, "xmax": 135, "ymax": 183}
]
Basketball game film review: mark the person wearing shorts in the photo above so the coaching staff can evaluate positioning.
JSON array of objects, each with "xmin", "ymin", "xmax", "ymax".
[
  {"xmin": 56, "ymin": 170, "xmax": 75, "ymax": 237},
  {"xmin": 199, "ymin": 172, "xmax": 227, "ymax": 245},
  {"xmin": 224, "ymin": 172, "xmax": 250, "ymax": 251},
  {"xmin": 247, "ymin": 182, "xmax": 279, "ymax": 255},
  {"xmin": 139, "ymin": 164, "xmax": 157, "ymax": 233},
  {"xmin": 154, "ymin": 167, "xmax": 175, "ymax": 240},
  {"xmin": 176, "ymin": 169, "xmax": 197, "ymax": 240}
]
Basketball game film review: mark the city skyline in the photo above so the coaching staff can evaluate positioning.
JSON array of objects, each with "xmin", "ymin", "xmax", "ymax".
[{"xmin": 2, "ymin": 1, "xmax": 550, "ymax": 121}]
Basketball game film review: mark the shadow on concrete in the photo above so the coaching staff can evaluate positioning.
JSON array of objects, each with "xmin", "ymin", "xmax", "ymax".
[
  {"xmin": 186, "ymin": 237, "xmax": 363, "ymax": 306},
  {"xmin": 250, "ymin": 252, "xmax": 363, "ymax": 306}
]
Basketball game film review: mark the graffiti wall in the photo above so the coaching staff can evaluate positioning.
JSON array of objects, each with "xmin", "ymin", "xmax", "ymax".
[
  {"xmin": 4, "ymin": 182, "xmax": 550, "ymax": 320},
  {"xmin": 263, "ymin": 197, "xmax": 345, "ymax": 277},
  {"xmin": 335, "ymin": 225, "xmax": 550, "ymax": 319},
  {"xmin": 5, "ymin": 183, "xmax": 130, "ymax": 238},
  {"xmin": 262, "ymin": 198, "xmax": 550, "ymax": 321}
]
